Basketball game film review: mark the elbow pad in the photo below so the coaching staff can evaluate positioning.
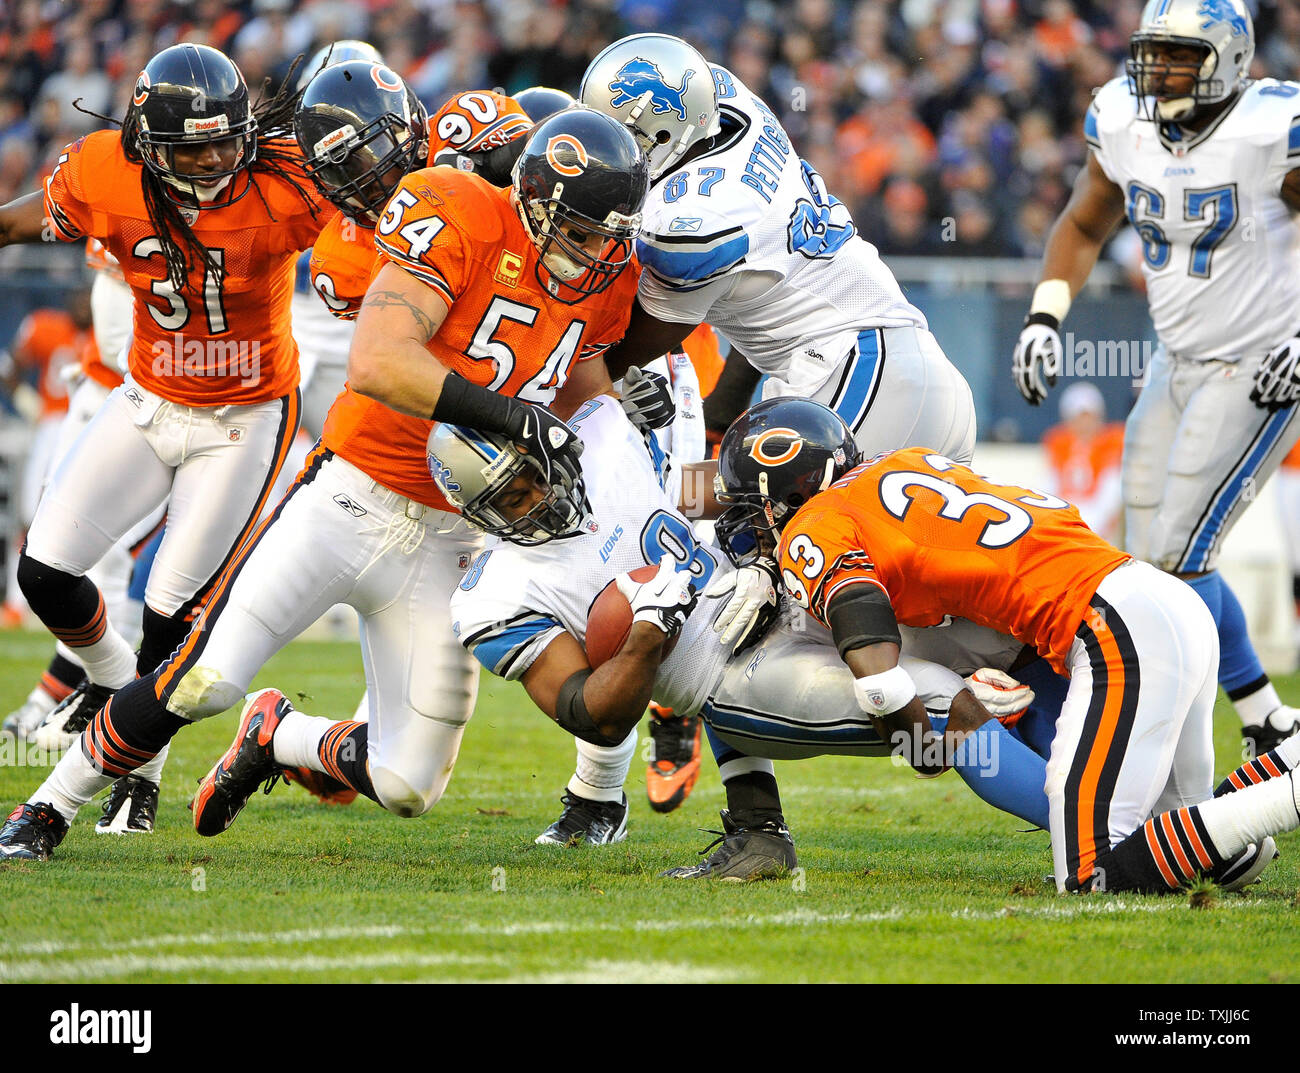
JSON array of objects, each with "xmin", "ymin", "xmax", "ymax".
[
  {"xmin": 555, "ymin": 669, "xmax": 625, "ymax": 748},
  {"xmin": 827, "ymin": 583, "xmax": 900, "ymax": 659}
]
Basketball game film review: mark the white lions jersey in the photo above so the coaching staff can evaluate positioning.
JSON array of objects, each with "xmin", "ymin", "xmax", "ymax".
[
  {"xmin": 1088, "ymin": 76, "xmax": 1300, "ymax": 359},
  {"xmin": 635, "ymin": 67, "xmax": 925, "ymax": 395},
  {"xmin": 450, "ymin": 395, "xmax": 733, "ymax": 716}
]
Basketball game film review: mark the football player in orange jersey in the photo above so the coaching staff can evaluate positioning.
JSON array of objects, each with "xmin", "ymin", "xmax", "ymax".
[
  {"xmin": 707, "ymin": 398, "xmax": 1300, "ymax": 893},
  {"xmin": 0, "ymin": 86, "xmax": 650, "ymax": 859},
  {"xmin": 0, "ymin": 42, "xmax": 336, "ymax": 850}
]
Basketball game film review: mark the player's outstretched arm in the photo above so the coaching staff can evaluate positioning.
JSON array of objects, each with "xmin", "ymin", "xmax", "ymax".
[
  {"xmin": 600, "ymin": 298, "xmax": 696, "ymax": 382},
  {"xmin": 520, "ymin": 629, "xmax": 664, "ymax": 746},
  {"xmin": 1014, "ymin": 153, "xmax": 1127, "ymax": 405},
  {"xmin": 0, "ymin": 192, "xmax": 54, "ymax": 249},
  {"xmin": 349, "ymin": 261, "xmax": 453, "ymax": 416}
]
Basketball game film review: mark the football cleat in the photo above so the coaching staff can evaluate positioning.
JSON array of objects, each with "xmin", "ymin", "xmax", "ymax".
[
  {"xmin": 1215, "ymin": 837, "xmax": 1278, "ymax": 892},
  {"xmin": 645, "ymin": 707, "xmax": 702, "ymax": 814},
  {"xmin": 2, "ymin": 689, "xmax": 57, "ymax": 741},
  {"xmin": 281, "ymin": 765, "xmax": 358, "ymax": 806},
  {"xmin": 33, "ymin": 678, "xmax": 116, "ymax": 751},
  {"xmin": 535, "ymin": 792, "xmax": 628, "ymax": 846},
  {"xmin": 191, "ymin": 689, "xmax": 291, "ymax": 837},
  {"xmin": 94, "ymin": 776, "xmax": 159, "ymax": 835},
  {"xmin": 1241, "ymin": 706, "xmax": 1300, "ymax": 758},
  {"xmin": 660, "ymin": 810, "xmax": 797, "ymax": 881},
  {"xmin": 0, "ymin": 802, "xmax": 69, "ymax": 861}
]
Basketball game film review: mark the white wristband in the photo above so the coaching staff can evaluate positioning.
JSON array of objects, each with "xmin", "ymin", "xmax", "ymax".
[
  {"xmin": 853, "ymin": 665, "xmax": 918, "ymax": 717},
  {"xmin": 1031, "ymin": 279, "xmax": 1072, "ymax": 323}
]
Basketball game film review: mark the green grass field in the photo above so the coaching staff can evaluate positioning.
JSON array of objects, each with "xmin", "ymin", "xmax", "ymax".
[{"xmin": 1, "ymin": 627, "xmax": 1297, "ymax": 984}]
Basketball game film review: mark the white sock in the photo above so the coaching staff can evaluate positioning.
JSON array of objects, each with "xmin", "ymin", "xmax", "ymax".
[
  {"xmin": 71, "ymin": 627, "xmax": 138, "ymax": 689},
  {"xmin": 131, "ymin": 742, "xmax": 169, "ymax": 784},
  {"xmin": 271, "ymin": 709, "xmax": 337, "ymax": 770},
  {"xmin": 569, "ymin": 729, "xmax": 638, "ymax": 802},
  {"xmin": 717, "ymin": 755, "xmax": 775, "ymax": 783},
  {"xmin": 1236, "ymin": 682, "xmax": 1283, "ymax": 727},
  {"xmin": 29, "ymin": 744, "xmax": 115, "ymax": 822},
  {"xmin": 1276, "ymin": 734, "xmax": 1300, "ymax": 771},
  {"xmin": 1195, "ymin": 772, "xmax": 1300, "ymax": 859}
]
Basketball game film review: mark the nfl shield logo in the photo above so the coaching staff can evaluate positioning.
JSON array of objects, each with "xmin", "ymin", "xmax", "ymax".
[{"xmin": 226, "ymin": 427, "xmax": 242, "ymax": 442}]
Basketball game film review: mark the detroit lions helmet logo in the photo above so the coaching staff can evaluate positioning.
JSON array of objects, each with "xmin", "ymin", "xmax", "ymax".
[
  {"xmin": 1198, "ymin": 0, "xmax": 1249, "ymax": 39},
  {"xmin": 607, "ymin": 59, "xmax": 694, "ymax": 121}
]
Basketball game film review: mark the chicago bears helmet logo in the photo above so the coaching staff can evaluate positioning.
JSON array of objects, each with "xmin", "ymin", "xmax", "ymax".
[
  {"xmin": 545, "ymin": 134, "xmax": 589, "ymax": 177},
  {"xmin": 748, "ymin": 427, "xmax": 804, "ymax": 467},
  {"xmin": 607, "ymin": 59, "xmax": 694, "ymax": 121},
  {"xmin": 371, "ymin": 65, "xmax": 403, "ymax": 92},
  {"xmin": 133, "ymin": 71, "xmax": 151, "ymax": 106}
]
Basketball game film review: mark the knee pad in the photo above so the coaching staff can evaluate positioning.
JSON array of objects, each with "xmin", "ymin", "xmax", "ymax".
[
  {"xmin": 370, "ymin": 765, "xmax": 435, "ymax": 818},
  {"xmin": 165, "ymin": 666, "xmax": 246, "ymax": 722},
  {"xmin": 16, "ymin": 551, "xmax": 89, "ymax": 620}
]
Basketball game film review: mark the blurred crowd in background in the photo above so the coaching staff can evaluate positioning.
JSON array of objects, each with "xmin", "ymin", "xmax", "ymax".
[{"xmin": 0, "ymin": 0, "xmax": 1297, "ymax": 263}]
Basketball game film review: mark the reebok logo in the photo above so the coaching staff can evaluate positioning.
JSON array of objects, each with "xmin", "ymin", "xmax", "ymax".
[
  {"xmin": 333, "ymin": 494, "xmax": 367, "ymax": 517},
  {"xmin": 50, "ymin": 1004, "xmax": 151, "ymax": 1053}
]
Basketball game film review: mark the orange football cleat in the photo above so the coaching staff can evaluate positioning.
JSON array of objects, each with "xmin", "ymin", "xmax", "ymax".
[{"xmin": 646, "ymin": 705, "xmax": 702, "ymax": 814}]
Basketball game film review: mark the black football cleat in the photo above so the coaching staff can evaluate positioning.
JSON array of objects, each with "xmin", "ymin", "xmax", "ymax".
[
  {"xmin": 191, "ymin": 689, "xmax": 291, "ymax": 837},
  {"xmin": 95, "ymin": 776, "xmax": 160, "ymax": 835},
  {"xmin": 535, "ymin": 792, "xmax": 628, "ymax": 846},
  {"xmin": 1241, "ymin": 706, "xmax": 1300, "ymax": 759},
  {"xmin": 33, "ymin": 678, "xmax": 117, "ymax": 750},
  {"xmin": 0, "ymin": 802, "xmax": 70, "ymax": 861},
  {"xmin": 660, "ymin": 810, "xmax": 797, "ymax": 881},
  {"xmin": 1214, "ymin": 837, "xmax": 1278, "ymax": 892}
]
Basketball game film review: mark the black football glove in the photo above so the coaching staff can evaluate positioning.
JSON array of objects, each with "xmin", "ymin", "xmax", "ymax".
[{"xmin": 619, "ymin": 364, "xmax": 677, "ymax": 433}]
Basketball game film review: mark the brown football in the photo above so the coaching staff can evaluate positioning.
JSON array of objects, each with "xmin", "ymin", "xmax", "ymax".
[{"xmin": 585, "ymin": 564, "xmax": 681, "ymax": 668}]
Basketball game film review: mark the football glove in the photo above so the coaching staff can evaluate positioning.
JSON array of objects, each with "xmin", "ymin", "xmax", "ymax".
[
  {"xmin": 1251, "ymin": 336, "xmax": 1300, "ymax": 411},
  {"xmin": 616, "ymin": 557, "xmax": 699, "ymax": 639},
  {"xmin": 965, "ymin": 667, "xmax": 1034, "ymax": 727},
  {"xmin": 709, "ymin": 557, "xmax": 781, "ymax": 656},
  {"xmin": 504, "ymin": 399, "xmax": 584, "ymax": 492},
  {"xmin": 1012, "ymin": 313, "xmax": 1063, "ymax": 406},
  {"xmin": 619, "ymin": 364, "xmax": 676, "ymax": 433}
]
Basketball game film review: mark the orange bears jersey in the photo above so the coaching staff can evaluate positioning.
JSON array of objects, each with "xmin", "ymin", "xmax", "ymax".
[
  {"xmin": 307, "ymin": 213, "xmax": 377, "ymax": 320},
  {"xmin": 1043, "ymin": 422, "xmax": 1125, "ymax": 504},
  {"xmin": 12, "ymin": 309, "xmax": 84, "ymax": 415},
  {"xmin": 44, "ymin": 131, "xmax": 332, "ymax": 406},
  {"xmin": 428, "ymin": 90, "xmax": 532, "ymax": 158},
  {"xmin": 373, "ymin": 166, "xmax": 639, "ymax": 395},
  {"xmin": 777, "ymin": 447, "xmax": 1132, "ymax": 675}
]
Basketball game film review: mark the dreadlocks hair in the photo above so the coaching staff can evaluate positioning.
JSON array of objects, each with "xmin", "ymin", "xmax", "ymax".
[{"xmin": 88, "ymin": 54, "xmax": 323, "ymax": 300}]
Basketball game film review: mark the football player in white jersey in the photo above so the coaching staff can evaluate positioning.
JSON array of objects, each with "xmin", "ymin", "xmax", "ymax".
[
  {"xmin": 579, "ymin": 33, "xmax": 976, "ymax": 466},
  {"xmin": 1013, "ymin": 0, "xmax": 1300, "ymax": 758},
  {"xmin": 435, "ymin": 398, "xmax": 1064, "ymax": 879},
  {"xmin": 577, "ymin": 33, "xmax": 978, "ymax": 831}
]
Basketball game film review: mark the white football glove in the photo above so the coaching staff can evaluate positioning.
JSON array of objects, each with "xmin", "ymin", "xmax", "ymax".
[
  {"xmin": 615, "ymin": 557, "xmax": 699, "ymax": 638},
  {"xmin": 965, "ymin": 667, "xmax": 1035, "ymax": 726},
  {"xmin": 1252, "ymin": 336, "xmax": 1300, "ymax": 411},
  {"xmin": 1012, "ymin": 313, "xmax": 1063, "ymax": 406},
  {"xmin": 709, "ymin": 557, "xmax": 781, "ymax": 656},
  {"xmin": 619, "ymin": 364, "xmax": 677, "ymax": 433}
]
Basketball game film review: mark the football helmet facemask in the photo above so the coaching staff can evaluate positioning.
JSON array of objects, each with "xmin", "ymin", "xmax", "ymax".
[
  {"xmin": 1126, "ymin": 0, "xmax": 1254, "ymax": 122},
  {"xmin": 130, "ymin": 43, "xmax": 257, "ymax": 209},
  {"xmin": 714, "ymin": 399, "xmax": 860, "ymax": 567},
  {"xmin": 295, "ymin": 61, "xmax": 429, "ymax": 222},
  {"xmin": 427, "ymin": 423, "xmax": 590, "ymax": 546},
  {"xmin": 511, "ymin": 107, "xmax": 649, "ymax": 305}
]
